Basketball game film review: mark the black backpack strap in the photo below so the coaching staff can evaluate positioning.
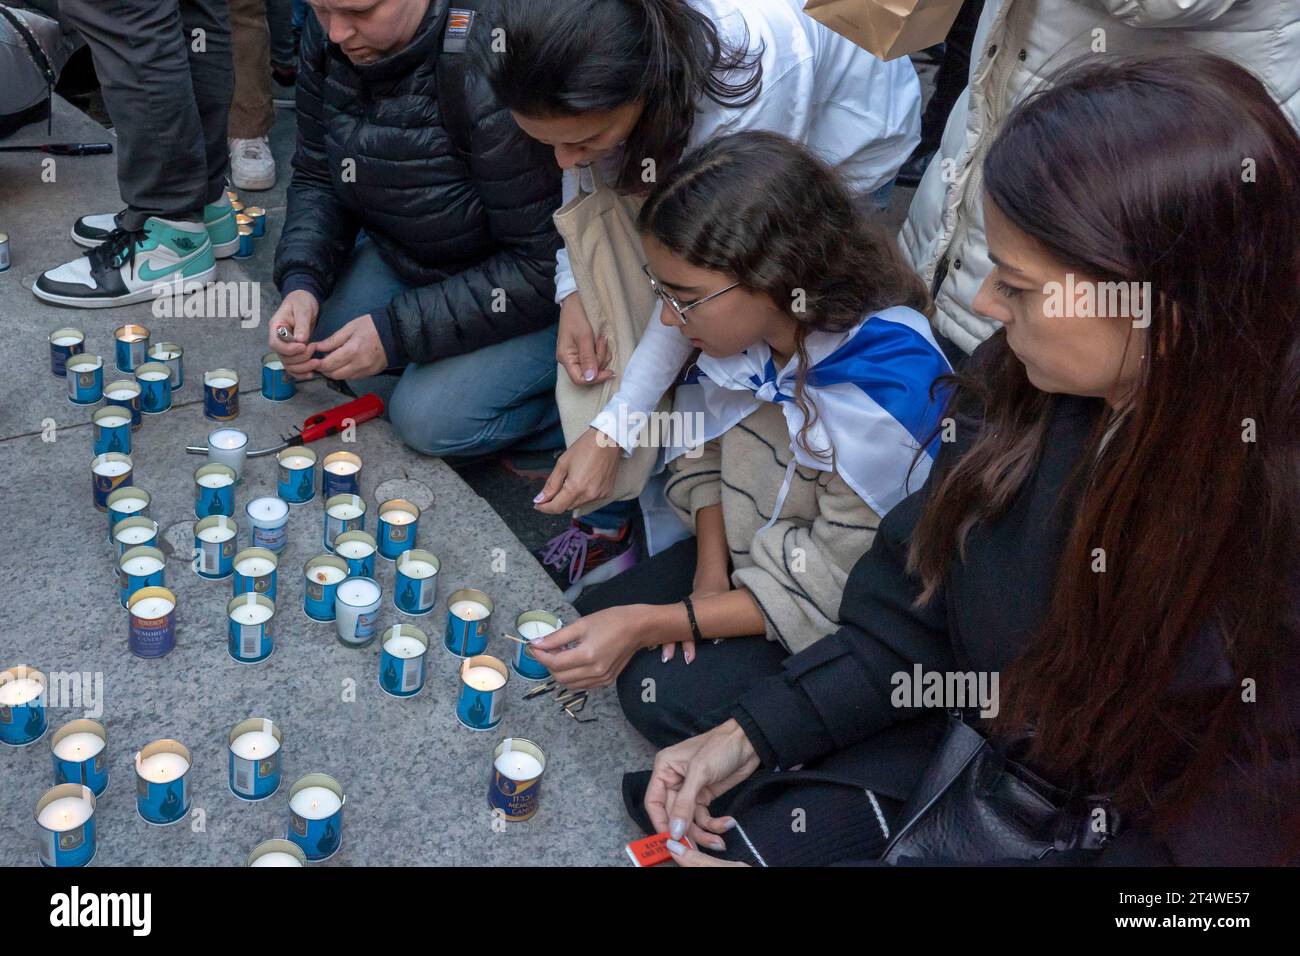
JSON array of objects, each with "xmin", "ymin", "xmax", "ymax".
[{"xmin": 436, "ymin": 1, "xmax": 481, "ymax": 157}]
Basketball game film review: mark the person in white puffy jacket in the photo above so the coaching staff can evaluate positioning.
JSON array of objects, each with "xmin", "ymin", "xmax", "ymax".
[{"xmin": 901, "ymin": 0, "xmax": 1300, "ymax": 354}]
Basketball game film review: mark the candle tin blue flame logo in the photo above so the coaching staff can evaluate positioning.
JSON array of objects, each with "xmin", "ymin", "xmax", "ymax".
[
  {"xmin": 135, "ymin": 745, "xmax": 191, "ymax": 827},
  {"xmin": 287, "ymin": 776, "xmax": 345, "ymax": 861}
]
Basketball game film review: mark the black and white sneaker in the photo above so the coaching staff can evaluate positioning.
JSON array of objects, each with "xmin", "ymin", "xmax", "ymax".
[{"xmin": 34, "ymin": 217, "xmax": 216, "ymax": 308}]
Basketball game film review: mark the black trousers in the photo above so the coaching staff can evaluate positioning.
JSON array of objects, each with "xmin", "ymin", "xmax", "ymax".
[
  {"xmin": 574, "ymin": 537, "xmax": 789, "ymax": 750},
  {"xmin": 61, "ymin": 0, "xmax": 233, "ymax": 227}
]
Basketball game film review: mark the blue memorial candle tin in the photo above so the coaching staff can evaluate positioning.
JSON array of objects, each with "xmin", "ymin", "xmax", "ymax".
[
  {"xmin": 277, "ymin": 447, "xmax": 316, "ymax": 504},
  {"xmin": 457, "ymin": 654, "xmax": 508, "ymax": 731},
  {"xmin": 245, "ymin": 839, "xmax": 306, "ymax": 867},
  {"xmin": 376, "ymin": 498, "xmax": 419, "ymax": 560},
  {"xmin": 0, "ymin": 666, "xmax": 47, "ymax": 747},
  {"xmin": 107, "ymin": 485, "xmax": 150, "ymax": 543},
  {"xmin": 49, "ymin": 327, "xmax": 85, "ymax": 377},
  {"xmin": 127, "ymin": 587, "xmax": 177, "ymax": 659},
  {"xmin": 444, "ymin": 588, "xmax": 493, "ymax": 658},
  {"xmin": 323, "ymin": 494, "xmax": 366, "ymax": 552},
  {"xmin": 194, "ymin": 463, "xmax": 236, "ymax": 519},
  {"xmin": 105, "ymin": 378, "xmax": 143, "ymax": 429},
  {"xmin": 118, "ymin": 545, "xmax": 166, "ymax": 609},
  {"xmin": 134, "ymin": 739, "xmax": 191, "ymax": 826},
  {"xmin": 234, "ymin": 224, "xmax": 254, "ymax": 259},
  {"xmin": 194, "ymin": 515, "xmax": 238, "ymax": 579},
  {"xmin": 246, "ymin": 206, "xmax": 267, "ymax": 238},
  {"xmin": 287, "ymin": 773, "xmax": 345, "ymax": 862},
  {"xmin": 233, "ymin": 547, "xmax": 278, "ymax": 601},
  {"xmin": 114, "ymin": 324, "xmax": 149, "ymax": 373},
  {"xmin": 394, "ymin": 549, "xmax": 439, "ymax": 616},
  {"xmin": 92, "ymin": 404, "xmax": 132, "ymax": 456},
  {"xmin": 227, "ymin": 718, "xmax": 282, "ymax": 802},
  {"xmin": 91, "ymin": 452, "xmax": 133, "ymax": 512},
  {"xmin": 489, "ymin": 737, "xmax": 546, "ymax": 822},
  {"xmin": 147, "ymin": 341, "xmax": 184, "ymax": 390},
  {"xmin": 36, "ymin": 784, "xmax": 97, "ymax": 867},
  {"xmin": 135, "ymin": 361, "xmax": 173, "ymax": 415},
  {"xmin": 321, "ymin": 451, "xmax": 362, "ymax": 498},
  {"xmin": 50, "ymin": 719, "xmax": 108, "ymax": 796},
  {"xmin": 303, "ymin": 554, "xmax": 348, "ymax": 622},
  {"xmin": 228, "ymin": 592, "xmax": 275, "ymax": 664},
  {"xmin": 262, "ymin": 351, "xmax": 295, "ymax": 402},
  {"xmin": 378, "ymin": 624, "xmax": 428, "ymax": 699},
  {"xmin": 113, "ymin": 516, "xmax": 158, "ymax": 558},
  {"xmin": 333, "ymin": 530, "xmax": 376, "ymax": 579},
  {"xmin": 513, "ymin": 609, "xmax": 560, "ymax": 681},
  {"xmin": 67, "ymin": 353, "xmax": 104, "ymax": 405},
  {"xmin": 203, "ymin": 368, "xmax": 240, "ymax": 421}
]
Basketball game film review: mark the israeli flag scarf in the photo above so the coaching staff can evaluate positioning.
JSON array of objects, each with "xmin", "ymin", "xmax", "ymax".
[{"xmin": 667, "ymin": 305, "xmax": 953, "ymax": 528}]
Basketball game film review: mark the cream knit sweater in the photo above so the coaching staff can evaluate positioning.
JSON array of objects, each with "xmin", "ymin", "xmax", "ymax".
[{"xmin": 664, "ymin": 402, "xmax": 882, "ymax": 654}]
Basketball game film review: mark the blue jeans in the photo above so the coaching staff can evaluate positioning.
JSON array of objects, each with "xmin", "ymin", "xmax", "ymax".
[{"xmin": 313, "ymin": 236, "xmax": 563, "ymax": 458}]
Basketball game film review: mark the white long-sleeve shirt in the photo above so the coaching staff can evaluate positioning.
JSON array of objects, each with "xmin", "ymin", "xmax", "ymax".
[{"xmin": 559, "ymin": 0, "xmax": 922, "ymax": 453}]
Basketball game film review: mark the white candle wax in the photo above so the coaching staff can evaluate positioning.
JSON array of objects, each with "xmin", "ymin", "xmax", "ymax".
[
  {"xmin": 249, "ymin": 851, "xmax": 301, "ymax": 867},
  {"xmin": 137, "ymin": 369, "xmax": 169, "ymax": 382},
  {"xmin": 308, "ymin": 565, "xmax": 347, "ymax": 585},
  {"xmin": 290, "ymin": 786, "xmax": 341, "ymax": 819},
  {"xmin": 264, "ymin": 358, "xmax": 285, "ymax": 371},
  {"xmin": 52, "ymin": 335, "xmax": 81, "ymax": 347},
  {"xmin": 335, "ymin": 540, "xmax": 373, "ymax": 560},
  {"xmin": 324, "ymin": 461, "xmax": 359, "ymax": 475},
  {"xmin": 397, "ymin": 558, "xmax": 436, "ymax": 579},
  {"xmin": 117, "ymin": 331, "xmax": 146, "ymax": 343},
  {"xmin": 198, "ymin": 524, "xmax": 237, "ymax": 544},
  {"xmin": 336, "ymin": 578, "xmax": 380, "ymax": 606},
  {"xmin": 120, "ymin": 554, "xmax": 164, "ymax": 577},
  {"xmin": 236, "ymin": 556, "xmax": 276, "ymax": 577},
  {"xmin": 115, "ymin": 525, "xmax": 155, "ymax": 546},
  {"xmin": 464, "ymin": 665, "xmax": 505, "ymax": 692},
  {"xmin": 494, "ymin": 750, "xmax": 543, "ymax": 780},
  {"xmin": 518, "ymin": 620, "xmax": 557, "ymax": 641},
  {"xmin": 230, "ymin": 730, "xmax": 279, "ymax": 761},
  {"xmin": 130, "ymin": 597, "xmax": 174, "ymax": 619},
  {"xmin": 111, "ymin": 495, "xmax": 148, "ymax": 514},
  {"xmin": 138, "ymin": 751, "xmax": 189, "ymax": 781},
  {"xmin": 451, "ymin": 599, "xmax": 488, "ymax": 621},
  {"xmin": 211, "ymin": 429, "xmax": 246, "ymax": 449},
  {"xmin": 93, "ymin": 459, "xmax": 131, "ymax": 478},
  {"xmin": 230, "ymin": 602, "xmax": 273, "ymax": 626},
  {"xmin": 281, "ymin": 455, "xmax": 313, "ymax": 470},
  {"xmin": 247, "ymin": 498, "xmax": 288, "ymax": 525},
  {"xmin": 196, "ymin": 472, "xmax": 233, "ymax": 489},
  {"xmin": 37, "ymin": 795, "xmax": 94, "ymax": 831},
  {"xmin": 327, "ymin": 502, "xmax": 364, "ymax": 521},
  {"xmin": 383, "ymin": 635, "xmax": 425, "ymax": 658},
  {"xmin": 382, "ymin": 509, "xmax": 416, "ymax": 526},
  {"xmin": 106, "ymin": 388, "xmax": 137, "ymax": 401},
  {"xmin": 53, "ymin": 732, "xmax": 105, "ymax": 762},
  {"xmin": 150, "ymin": 346, "xmax": 180, "ymax": 360},
  {"xmin": 0, "ymin": 677, "xmax": 43, "ymax": 706},
  {"xmin": 97, "ymin": 413, "xmax": 130, "ymax": 429},
  {"xmin": 207, "ymin": 376, "xmax": 237, "ymax": 389}
]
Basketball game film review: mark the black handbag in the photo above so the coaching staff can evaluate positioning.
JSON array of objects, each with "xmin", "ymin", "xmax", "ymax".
[{"xmin": 880, "ymin": 711, "xmax": 1121, "ymax": 863}]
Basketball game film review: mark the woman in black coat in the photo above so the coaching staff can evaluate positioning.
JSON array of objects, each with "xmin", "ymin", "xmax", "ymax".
[{"xmin": 627, "ymin": 52, "xmax": 1300, "ymax": 867}]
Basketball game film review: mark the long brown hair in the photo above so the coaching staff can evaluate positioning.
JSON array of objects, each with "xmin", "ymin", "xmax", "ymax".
[
  {"xmin": 909, "ymin": 53, "xmax": 1300, "ymax": 853},
  {"xmin": 637, "ymin": 130, "xmax": 931, "ymax": 459}
]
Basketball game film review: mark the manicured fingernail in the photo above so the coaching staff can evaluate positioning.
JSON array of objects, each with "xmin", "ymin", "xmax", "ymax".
[
  {"xmin": 721, "ymin": 818, "xmax": 737, "ymax": 831},
  {"xmin": 706, "ymin": 837, "xmax": 726, "ymax": 851},
  {"xmin": 533, "ymin": 492, "xmax": 545, "ymax": 503},
  {"xmin": 670, "ymin": 818, "xmax": 686, "ymax": 840},
  {"xmin": 661, "ymin": 647, "xmax": 670, "ymax": 663},
  {"xmin": 685, "ymin": 649, "xmax": 694, "ymax": 665},
  {"xmin": 666, "ymin": 839, "xmax": 685, "ymax": 856},
  {"xmin": 583, "ymin": 369, "xmax": 595, "ymax": 382}
]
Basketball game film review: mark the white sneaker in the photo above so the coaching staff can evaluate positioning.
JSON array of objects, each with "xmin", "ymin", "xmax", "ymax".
[{"xmin": 228, "ymin": 136, "xmax": 277, "ymax": 191}]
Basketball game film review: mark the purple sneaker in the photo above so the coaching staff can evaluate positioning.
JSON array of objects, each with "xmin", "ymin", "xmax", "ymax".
[{"xmin": 534, "ymin": 519, "xmax": 639, "ymax": 602}]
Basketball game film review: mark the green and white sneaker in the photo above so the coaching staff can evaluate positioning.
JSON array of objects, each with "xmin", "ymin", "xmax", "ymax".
[
  {"xmin": 72, "ymin": 195, "xmax": 240, "ymax": 259},
  {"xmin": 34, "ymin": 217, "xmax": 215, "ymax": 308}
]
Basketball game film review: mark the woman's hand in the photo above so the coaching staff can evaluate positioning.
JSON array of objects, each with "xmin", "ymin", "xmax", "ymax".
[
  {"xmin": 268, "ymin": 289, "xmax": 320, "ymax": 379},
  {"xmin": 527, "ymin": 604, "xmax": 656, "ymax": 689},
  {"xmin": 557, "ymin": 293, "xmax": 614, "ymax": 387},
  {"xmin": 533, "ymin": 426, "xmax": 624, "ymax": 514},
  {"xmin": 661, "ymin": 571, "xmax": 730, "ymax": 665},
  {"xmin": 311, "ymin": 314, "xmax": 388, "ymax": 381},
  {"xmin": 645, "ymin": 719, "xmax": 760, "ymax": 854}
]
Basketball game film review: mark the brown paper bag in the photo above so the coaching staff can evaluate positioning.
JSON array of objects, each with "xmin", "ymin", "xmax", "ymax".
[{"xmin": 803, "ymin": 0, "xmax": 964, "ymax": 62}]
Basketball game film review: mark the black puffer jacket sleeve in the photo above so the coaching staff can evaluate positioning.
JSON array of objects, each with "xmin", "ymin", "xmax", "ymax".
[
  {"xmin": 273, "ymin": 15, "xmax": 360, "ymax": 302},
  {"xmin": 383, "ymin": 7, "xmax": 561, "ymax": 363}
]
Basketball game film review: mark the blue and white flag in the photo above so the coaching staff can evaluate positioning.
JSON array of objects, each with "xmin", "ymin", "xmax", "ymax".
[{"xmin": 667, "ymin": 305, "xmax": 953, "ymax": 523}]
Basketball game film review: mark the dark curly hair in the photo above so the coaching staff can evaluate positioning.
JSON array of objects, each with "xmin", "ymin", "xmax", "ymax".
[{"xmin": 637, "ymin": 130, "xmax": 931, "ymax": 459}]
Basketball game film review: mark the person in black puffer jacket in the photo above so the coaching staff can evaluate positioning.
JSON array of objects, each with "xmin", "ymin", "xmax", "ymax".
[{"xmin": 269, "ymin": 0, "xmax": 564, "ymax": 458}]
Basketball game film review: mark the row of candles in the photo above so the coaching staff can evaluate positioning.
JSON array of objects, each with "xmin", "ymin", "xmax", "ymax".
[
  {"xmin": 0, "ymin": 686, "xmax": 547, "ymax": 866},
  {"xmin": 59, "ymin": 321, "xmax": 296, "ymax": 424}
]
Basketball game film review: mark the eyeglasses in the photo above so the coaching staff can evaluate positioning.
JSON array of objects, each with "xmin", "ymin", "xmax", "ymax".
[{"xmin": 642, "ymin": 264, "xmax": 740, "ymax": 325}]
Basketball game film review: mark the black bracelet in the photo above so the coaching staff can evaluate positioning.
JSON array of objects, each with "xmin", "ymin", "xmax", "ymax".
[{"xmin": 681, "ymin": 595, "xmax": 704, "ymax": 642}]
